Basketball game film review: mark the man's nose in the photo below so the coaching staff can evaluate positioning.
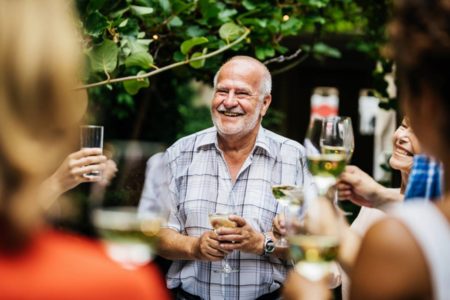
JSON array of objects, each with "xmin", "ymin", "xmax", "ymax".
[{"xmin": 223, "ymin": 91, "xmax": 238, "ymax": 107}]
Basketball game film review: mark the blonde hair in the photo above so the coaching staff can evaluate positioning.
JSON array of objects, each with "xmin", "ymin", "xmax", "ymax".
[{"xmin": 0, "ymin": 0, "xmax": 85, "ymax": 243}]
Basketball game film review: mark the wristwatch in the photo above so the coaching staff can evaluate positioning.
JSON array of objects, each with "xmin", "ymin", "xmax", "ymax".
[{"xmin": 262, "ymin": 232, "xmax": 275, "ymax": 256}]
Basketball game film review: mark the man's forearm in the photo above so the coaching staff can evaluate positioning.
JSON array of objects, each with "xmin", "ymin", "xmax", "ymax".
[{"xmin": 157, "ymin": 228, "xmax": 199, "ymax": 260}]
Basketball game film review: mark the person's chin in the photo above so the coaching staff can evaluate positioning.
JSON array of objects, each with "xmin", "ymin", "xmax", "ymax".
[{"xmin": 389, "ymin": 157, "xmax": 413, "ymax": 173}]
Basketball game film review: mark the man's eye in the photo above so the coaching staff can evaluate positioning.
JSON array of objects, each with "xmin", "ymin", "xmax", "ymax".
[{"xmin": 236, "ymin": 92, "xmax": 250, "ymax": 97}]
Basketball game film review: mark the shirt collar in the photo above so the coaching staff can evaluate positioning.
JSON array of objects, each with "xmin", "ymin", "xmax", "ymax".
[{"xmin": 195, "ymin": 126, "xmax": 274, "ymax": 158}]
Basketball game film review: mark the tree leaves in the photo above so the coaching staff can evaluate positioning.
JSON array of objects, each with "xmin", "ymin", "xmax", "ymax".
[
  {"xmin": 180, "ymin": 37, "xmax": 209, "ymax": 55},
  {"xmin": 313, "ymin": 42, "xmax": 342, "ymax": 58},
  {"xmin": 125, "ymin": 52, "xmax": 154, "ymax": 69},
  {"xmin": 89, "ymin": 40, "xmax": 119, "ymax": 73},
  {"xmin": 85, "ymin": 11, "xmax": 108, "ymax": 37},
  {"xmin": 123, "ymin": 72, "xmax": 150, "ymax": 95},
  {"xmin": 130, "ymin": 5, "xmax": 154, "ymax": 16},
  {"xmin": 219, "ymin": 23, "xmax": 245, "ymax": 42},
  {"xmin": 189, "ymin": 48, "xmax": 208, "ymax": 69}
]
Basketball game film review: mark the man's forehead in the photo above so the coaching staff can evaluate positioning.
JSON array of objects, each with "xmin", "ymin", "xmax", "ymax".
[{"xmin": 217, "ymin": 61, "xmax": 261, "ymax": 89}]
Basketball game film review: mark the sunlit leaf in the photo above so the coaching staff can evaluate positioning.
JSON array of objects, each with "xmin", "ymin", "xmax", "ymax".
[
  {"xmin": 180, "ymin": 37, "xmax": 208, "ymax": 55},
  {"xmin": 159, "ymin": 0, "xmax": 171, "ymax": 12},
  {"xmin": 186, "ymin": 25, "xmax": 208, "ymax": 37},
  {"xmin": 219, "ymin": 23, "xmax": 244, "ymax": 42},
  {"xmin": 218, "ymin": 9, "xmax": 237, "ymax": 22},
  {"xmin": 123, "ymin": 72, "xmax": 150, "ymax": 95},
  {"xmin": 189, "ymin": 48, "xmax": 207, "ymax": 69},
  {"xmin": 89, "ymin": 39, "xmax": 119, "ymax": 73},
  {"xmin": 125, "ymin": 51, "xmax": 154, "ymax": 69},
  {"xmin": 169, "ymin": 16, "xmax": 183, "ymax": 27},
  {"xmin": 313, "ymin": 42, "xmax": 342, "ymax": 58},
  {"xmin": 130, "ymin": 5, "xmax": 154, "ymax": 16},
  {"xmin": 242, "ymin": 0, "xmax": 257, "ymax": 10}
]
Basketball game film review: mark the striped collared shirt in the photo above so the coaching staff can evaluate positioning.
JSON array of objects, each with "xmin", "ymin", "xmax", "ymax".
[{"xmin": 165, "ymin": 126, "xmax": 312, "ymax": 300}]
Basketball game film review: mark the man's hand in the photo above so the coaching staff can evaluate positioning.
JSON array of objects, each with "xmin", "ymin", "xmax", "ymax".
[
  {"xmin": 272, "ymin": 214, "xmax": 286, "ymax": 239},
  {"xmin": 215, "ymin": 215, "xmax": 264, "ymax": 255},
  {"xmin": 192, "ymin": 230, "xmax": 229, "ymax": 261}
]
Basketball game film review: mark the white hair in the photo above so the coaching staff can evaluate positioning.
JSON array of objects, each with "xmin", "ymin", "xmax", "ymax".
[{"xmin": 213, "ymin": 56, "xmax": 272, "ymax": 100}]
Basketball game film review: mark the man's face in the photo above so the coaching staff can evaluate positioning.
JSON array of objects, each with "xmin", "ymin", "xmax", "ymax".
[{"xmin": 211, "ymin": 60, "xmax": 270, "ymax": 138}]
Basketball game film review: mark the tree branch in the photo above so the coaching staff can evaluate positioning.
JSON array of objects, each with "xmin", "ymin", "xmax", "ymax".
[
  {"xmin": 263, "ymin": 48, "xmax": 303, "ymax": 65},
  {"xmin": 77, "ymin": 28, "xmax": 251, "ymax": 90}
]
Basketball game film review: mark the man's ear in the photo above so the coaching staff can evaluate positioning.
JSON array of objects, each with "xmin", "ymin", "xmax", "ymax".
[{"xmin": 260, "ymin": 94, "xmax": 272, "ymax": 117}]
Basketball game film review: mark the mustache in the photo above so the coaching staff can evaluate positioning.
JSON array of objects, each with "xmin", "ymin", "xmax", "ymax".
[{"xmin": 216, "ymin": 104, "xmax": 244, "ymax": 115}]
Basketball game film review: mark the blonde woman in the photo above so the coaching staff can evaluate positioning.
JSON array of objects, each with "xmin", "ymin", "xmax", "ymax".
[{"xmin": 0, "ymin": 1, "xmax": 169, "ymax": 299}]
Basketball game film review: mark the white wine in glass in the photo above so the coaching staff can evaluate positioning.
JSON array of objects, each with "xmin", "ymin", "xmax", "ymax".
[
  {"xmin": 287, "ymin": 195, "xmax": 341, "ymax": 281},
  {"xmin": 93, "ymin": 207, "xmax": 162, "ymax": 270},
  {"xmin": 320, "ymin": 116, "xmax": 355, "ymax": 212},
  {"xmin": 208, "ymin": 212, "xmax": 238, "ymax": 274},
  {"xmin": 272, "ymin": 185, "xmax": 304, "ymax": 248},
  {"xmin": 288, "ymin": 234, "xmax": 339, "ymax": 281}
]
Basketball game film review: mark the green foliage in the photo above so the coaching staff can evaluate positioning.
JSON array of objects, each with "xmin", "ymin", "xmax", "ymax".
[
  {"xmin": 180, "ymin": 37, "xmax": 209, "ymax": 55},
  {"xmin": 76, "ymin": 0, "xmax": 392, "ymax": 141},
  {"xmin": 89, "ymin": 39, "xmax": 119, "ymax": 73}
]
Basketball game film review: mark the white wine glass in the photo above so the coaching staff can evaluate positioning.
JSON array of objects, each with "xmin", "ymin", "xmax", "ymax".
[
  {"xmin": 321, "ymin": 116, "xmax": 355, "ymax": 212},
  {"xmin": 305, "ymin": 118, "xmax": 347, "ymax": 196},
  {"xmin": 272, "ymin": 185, "xmax": 305, "ymax": 248},
  {"xmin": 92, "ymin": 207, "xmax": 163, "ymax": 270},
  {"xmin": 208, "ymin": 212, "xmax": 239, "ymax": 274},
  {"xmin": 287, "ymin": 195, "xmax": 341, "ymax": 282}
]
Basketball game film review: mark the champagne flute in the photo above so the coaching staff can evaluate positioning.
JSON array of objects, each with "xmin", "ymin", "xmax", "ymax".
[
  {"xmin": 272, "ymin": 185, "xmax": 304, "ymax": 248},
  {"xmin": 92, "ymin": 207, "xmax": 163, "ymax": 270},
  {"xmin": 208, "ymin": 212, "xmax": 238, "ymax": 274}
]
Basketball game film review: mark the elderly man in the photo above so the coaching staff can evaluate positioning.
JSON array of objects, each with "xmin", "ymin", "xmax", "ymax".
[{"xmin": 157, "ymin": 56, "xmax": 311, "ymax": 300}]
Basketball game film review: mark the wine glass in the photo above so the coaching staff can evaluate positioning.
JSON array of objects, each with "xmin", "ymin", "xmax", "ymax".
[
  {"xmin": 271, "ymin": 185, "xmax": 304, "ymax": 248},
  {"xmin": 92, "ymin": 207, "xmax": 163, "ymax": 270},
  {"xmin": 208, "ymin": 212, "xmax": 239, "ymax": 274},
  {"xmin": 287, "ymin": 194, "xmax": 341, "ymax": 282},
  {"xmin": 321, "ymin": 116, "xmax": 355, "ymax": 211},
  {"xmin": 304, "ymin": 118, "xmax": 347, "ymax": 196}
]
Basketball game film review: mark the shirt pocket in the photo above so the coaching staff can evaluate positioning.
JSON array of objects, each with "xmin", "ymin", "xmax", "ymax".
[{"xmin": 241, "ymin": 183, "xmax": 278, "ymax": 232}]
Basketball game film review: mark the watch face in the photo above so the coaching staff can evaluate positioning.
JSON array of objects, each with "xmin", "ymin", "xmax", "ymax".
[{"xmin": 266, "ymin": 239, "xmax": 275, "ymax": 253}]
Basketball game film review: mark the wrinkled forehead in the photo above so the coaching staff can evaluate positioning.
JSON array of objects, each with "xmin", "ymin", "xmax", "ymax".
[{"xmin": 216, "ymin": 60, "xmax": 262, "ymax": 91}]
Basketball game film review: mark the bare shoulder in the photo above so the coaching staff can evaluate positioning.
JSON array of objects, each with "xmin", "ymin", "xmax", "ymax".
[{"xmin": 350, "ymin": 217, "xmax": 432, "ymax": 300}]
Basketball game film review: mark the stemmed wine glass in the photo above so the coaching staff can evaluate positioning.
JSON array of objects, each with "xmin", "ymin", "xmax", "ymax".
[
  {"xmin": 92, "ymin": 208, "xmax": 164, "ymax": 270},
  {"xmin": 304, "ymin": 117, "xmax": 347, "ymax": 196},
  {"xmin": 320, "ymin": 117, "xmax": 355, "ymax": 213},
  {"xmin": 284, "ymin": 117, "xmax": 349, "ymax": 281},
  {"xmin": 271, "ymin": 185, "xmax": 304, "ymax": 248},
  {"xmin": 209, "ymin": 212, "xmax": 239, "ymax": 274},
  {"xmin": 287, "ymin": 194, "xmax": 341, "ymax": 281}
]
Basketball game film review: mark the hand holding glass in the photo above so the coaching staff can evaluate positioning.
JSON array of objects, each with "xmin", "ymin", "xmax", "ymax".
[
  {"xmin": 272, "ymin": 185, "xmax": 304, "ymax": 248},
  {"xmin": 209, "ymin": 212, "xmax": 238, "ymax": 274},
  {"xmin": 80, "ymin": 125, "xmax": 104, "ymax": 178}
]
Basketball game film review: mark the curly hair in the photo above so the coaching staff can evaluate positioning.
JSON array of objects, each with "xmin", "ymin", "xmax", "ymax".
[{"xmin": 389, "ymin": 0, "xmax": 450, "ymax": 133}]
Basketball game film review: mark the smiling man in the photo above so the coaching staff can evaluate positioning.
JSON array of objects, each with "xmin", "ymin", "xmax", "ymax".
[{"xmin": 155, "ymin": 56, "xmax": 312, "ymax": 300}]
